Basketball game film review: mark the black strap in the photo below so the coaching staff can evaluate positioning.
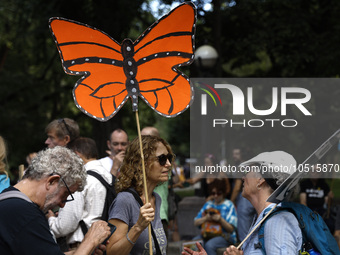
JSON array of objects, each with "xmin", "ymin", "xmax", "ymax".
[
  {"xmin": 87, "ymin": 170, "xmax": 114, "ymax": 188},
  {"xmin": 79, "ymin": 170, "xmax": 114, "ymax": 236},
  {"xmin": 124, "ymin": 188, "xmax": 162, "ymax": 255},
  {"xmin": 79, "ymin": 220, "xmax": 88, "ymax": 236}
]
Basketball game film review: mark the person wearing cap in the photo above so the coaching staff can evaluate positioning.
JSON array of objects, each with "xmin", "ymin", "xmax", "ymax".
[{"xmin": 183, "ymin": 151, "xmax": 302, "ymax": 255}]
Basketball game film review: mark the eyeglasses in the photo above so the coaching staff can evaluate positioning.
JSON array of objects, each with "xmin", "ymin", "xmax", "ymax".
[
  {"xmin": 58, "ymin": 118, "xmax": 72, "ymax": 137},
  {"xmin": 156, "ymin": 154, "xmax": 174, "ymax": 166},
  {"xmin": 51, "ymin": 173, "xmax": 75, "ymax": 203}
]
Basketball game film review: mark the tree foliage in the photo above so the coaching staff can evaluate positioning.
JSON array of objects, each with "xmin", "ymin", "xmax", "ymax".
[{"xmin": 1, "ymin": 0, "xmax": 340, "ymax": 171}]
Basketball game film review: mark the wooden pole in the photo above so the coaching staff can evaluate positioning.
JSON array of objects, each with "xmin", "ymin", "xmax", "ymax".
[
  {"xmin": 18, "ymin": 164, "xmax": 24, "ymax": 180},
  {"xmin": 135, "ymin": 111, "xmax": 153, "ymax": 255}
]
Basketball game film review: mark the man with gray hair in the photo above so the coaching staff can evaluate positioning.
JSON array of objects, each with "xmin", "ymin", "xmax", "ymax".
[{"xmin": 0, "ymin": 146, "xmax": 111, "ymax": 255}]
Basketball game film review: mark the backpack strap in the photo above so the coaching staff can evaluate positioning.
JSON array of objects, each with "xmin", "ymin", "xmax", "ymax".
[
  {"xmin": 79, "ymin": 170, "xmax": 115, "ymax": 236},
  {"xmin": 87, "ymin": 170, "xmax": 114, "ymax": 187},
  {"xmin": 0, "ymin": 190, "xmax": 33, "ymax": 203},
  {"xmin": 257, "ymin": 207, "xmax": 284, "ymax": 255},
  {"xmin": 124, "ymin": 188, "xmax": 162, "ymax": 255},
  {"xmin": 79, "ymin": 220, "xmax": 88, "ymax": 236},
  {"xmin": 257, "ymin": 205, "xmax": 306, "ymax": 255}
]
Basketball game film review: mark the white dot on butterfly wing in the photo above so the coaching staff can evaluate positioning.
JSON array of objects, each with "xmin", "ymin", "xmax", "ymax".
[
  {"xmin": 99, "ymin": 59, "xmax": 102, "ymax": 62},
  {"xmin": 128, "ymin": 61, "xmax": 132, "ymax": 66},
  {"xmin": 85, "ymin": 58, "xmax": 89, "ymax": 61},
  {"xmin": 130, "ymin": 80, "xmax": 134, "ymax": 84},
  {"xmin": 130, "ymin": 71, "xmax": 134, "ymax": 75},
  {"xmin": 178, "ymin": 53, "xmax": 181, "ymax": 55},
  {"xmin": 132, "ymin": 88, "xmax": 137, "ymax": 93},
  {"xmin": 154, "ymin": 54, "xmax": 158, "ymax": 57},
  {"xmin": 71, "ymin": 61, "xmax": 75, "ymax": 64},
  {"xmin": 112, "ymin": 60, "xmax": 115, "ymax": 64},
  {"xmin": 127, "ymin": 46, "xmax": 131, "ymax": 51}
]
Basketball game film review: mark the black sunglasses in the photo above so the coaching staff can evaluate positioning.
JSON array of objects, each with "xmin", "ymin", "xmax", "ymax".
[
  {"xmin": 58, "ymin": 118, "xmax": 72, "ymax": 137},
  {"xmin": 156, "ymin": 154, "xmax": 174, "ymax": 166}
]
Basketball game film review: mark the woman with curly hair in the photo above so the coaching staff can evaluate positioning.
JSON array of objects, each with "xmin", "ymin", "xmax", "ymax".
[
  {"xmin": 107, "ymin": 135, "xmax": 174, "ymax": 255},
  {"xmin": 0, "ymin": 136, "xmax": 10, "ymax": 193}
]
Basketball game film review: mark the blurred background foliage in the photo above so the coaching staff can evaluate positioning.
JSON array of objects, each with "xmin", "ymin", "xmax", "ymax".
[{"xmin": 1, "ymin": 0, "xmax": 340, "ymax": 177}]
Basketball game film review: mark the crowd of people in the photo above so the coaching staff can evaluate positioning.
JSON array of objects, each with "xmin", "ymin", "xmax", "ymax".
[{"xmin": 1, "ymin": 118, "xmax": 340, "ymax": 255}]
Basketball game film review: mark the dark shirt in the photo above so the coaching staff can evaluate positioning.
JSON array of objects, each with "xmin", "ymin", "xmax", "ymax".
[
  {"xmin": 0, "ymin": 186, "xmax": 63, "ymax": 255},
  {"xmin": 300, "ymin": 179, "xmax": 330, "ymax": 215}
]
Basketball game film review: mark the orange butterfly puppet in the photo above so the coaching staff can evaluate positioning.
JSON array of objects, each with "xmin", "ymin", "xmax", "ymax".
[{"xmin": 49, "ymin": 2, "xmax": 197, "ymax": 121}]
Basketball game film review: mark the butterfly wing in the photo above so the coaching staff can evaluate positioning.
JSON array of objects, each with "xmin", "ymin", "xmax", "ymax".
[
  {"xmin": 133, "ymin": 2, "xmax": 196, "ymax": 117},
  {"xmin": 49, "ymin": 18, "xmax": 128, "ymax": 121}
]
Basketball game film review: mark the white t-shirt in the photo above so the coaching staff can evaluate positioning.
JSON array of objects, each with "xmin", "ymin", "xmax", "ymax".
[{"xmin": 98, "ymin": 156, "xmax": 113, "ymax": 173}]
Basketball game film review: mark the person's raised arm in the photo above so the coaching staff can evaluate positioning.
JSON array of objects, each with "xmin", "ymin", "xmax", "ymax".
[{"xmin": 106, "ymin": 203, "xmax": 154, "ymax": 255}]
